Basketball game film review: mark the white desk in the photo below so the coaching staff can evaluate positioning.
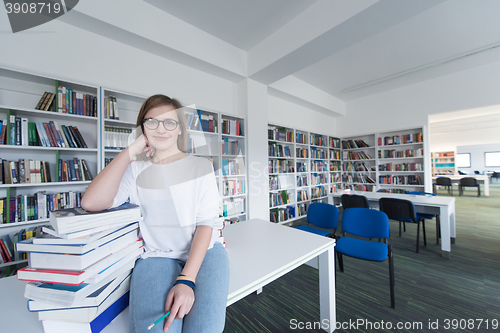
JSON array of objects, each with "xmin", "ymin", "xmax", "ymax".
[
  {"xmin": 1, "ymin": 219, "xmax": 336, "ymax": 333},
  {"xmin": 330, "ymin": 191, "xmax": 456, "ymax": 258},
  {"xmin": 432, "ymin": 175, "xmax": 489, "ymax": 196}
]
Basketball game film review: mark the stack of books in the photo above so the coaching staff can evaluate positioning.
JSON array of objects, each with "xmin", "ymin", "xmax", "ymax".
[{"xmin": 16, "ymin": 203, "xmax": 143, "ymax": 333}]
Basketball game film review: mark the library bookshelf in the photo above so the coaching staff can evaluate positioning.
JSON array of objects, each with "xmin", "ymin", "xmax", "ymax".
[
  {"xmin": 0, "ymin": 67, "xmax": 99, "ymax": 277},
  {"xmin": 431, "ymin": 151, "xmax": 456, "ymax": 175},
  {"xmin": 341, "ymin": 134, "xmax": 377, "ymax": 192},
  {"xmin": 267, "ymin": 124, "xmax": 432, "ymax": 224},
  {"xmin": 268, "ymin": 124, "xmax": 336, "ymax": 225},
  {"xmin": 0, "ymin": 66, "xmax": 248, "ymax": 278},
  {"xmin": 376, "ymin": 127, "xmax": 429, "ymax": 193}
]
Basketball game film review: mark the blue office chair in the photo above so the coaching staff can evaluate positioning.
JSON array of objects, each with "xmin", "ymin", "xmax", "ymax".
[
  {"xmin": 335, "ymin": 208, "xmax": 394, "ymax": 308},
  {"xmin": 406, "ymin": 191, "xmax": 440, "ymax": 244},
  {"xmin": 433, "ymin": 177, "xmax": 453, "ymax": 195},
  {"xmin": 459, "ymin": 177, "xmax": 480, "ymax": 197},
  {"xmin": 294, "ymin": 202, "xmax": 339, "ymax": 237},
  {"xmin": 379, "ymin": 197, "xmax": 426, "ymax": 253}
]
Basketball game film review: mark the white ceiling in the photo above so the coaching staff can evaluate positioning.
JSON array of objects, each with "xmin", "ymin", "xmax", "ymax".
[
  {"xmin": 144, "ymin": 0, "xmax": 317, "ymax": 51},
  {"xmin": 68, "ymin": 0, "xmax": 500, "ymax": 105}
]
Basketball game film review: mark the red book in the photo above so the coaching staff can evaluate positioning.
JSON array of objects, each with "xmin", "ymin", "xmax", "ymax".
[
  {"xmin": 83, "ymin": 94, "xmax": 87, "ymax": 116},
  {"xmin": 62, "ymin": 161, "xmax": 67, "ymax": 182},
  {"xmin": 0, "ymin": 122, "xmax": 6, "ymax": 144},
  {"xmin": 73, "ymin": 157, "xmax": 81, "ymax": 181},
  {"xmin": 208, "ymin": 119, "xmax": 213, "ymax": 133},
  {"xmin": 0, "ymin": 239, "xmax": 12, "ymax": 262},
  {"xmin": 42, "ymin": 123, "xmax": 57, "ymax": 147}
]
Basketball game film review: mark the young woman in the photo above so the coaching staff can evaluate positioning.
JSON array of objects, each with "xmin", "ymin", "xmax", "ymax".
[{"xmin": 81, "ymin": 94, "xmax": 229, "ymax": 333}]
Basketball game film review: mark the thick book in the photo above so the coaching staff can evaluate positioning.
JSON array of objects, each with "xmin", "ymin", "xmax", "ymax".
[
  {"xmin": 41, "ymin": 289, "xmax": 129, "ymax": 333},
  {"xmin": 71, "ymin": 126, "xmax": 88, "ymax": 148},
  {"xmin": 0, "ymin": 118, "xmax": 7, "ymax": 144},
  {"xmin": 24, "ymin": 263, "xmax": 133, "ymax": 307},
  {"xmin": 37, "ymin": 275, "xmax": 130, "ymax": 322},
  {"xmin": 37, "ymin": 222, "xmax": 138, "ymax": 245},
  {"xmin": 21, "ymin": 241, "xmax": 142, "ymax": 287},
  {"xmin": 81, "ymin": 159, "xmax": 94, "ymax": 181},
  {"xmin": 28, "ymin": 270, "xmax": 131, "ymax": 312},
  {"xmin": 17, "ymin": 222, "xmax": 139, "ymax": 254},
  {"xmin": 35, "ymin": 92, "xmax": 49, "ymax": 109},
  {"xmin": 39, "ymin": 221, "xmax": 137, "ymax": 243},
  {"xmin": 49, "ymin": 203, "xmax": 141, "ymax": 235},
  {"xmin": 61, "ymin": 125, "xmax": 76, "ymax": 148},
  {"xmin": 44, "ymin": 93, "xmax": 56, "ymax": 111},
  {"xmin": 28, "ymin": 228, "xmax": 139, "ymax": 271}
]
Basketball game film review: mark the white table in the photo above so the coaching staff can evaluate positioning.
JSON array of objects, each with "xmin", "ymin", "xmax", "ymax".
[
  {"xmin": 330, "ymin": 191, "xmax": 456, "ymax": 258},
  {"xmin": 432, "ymin": 175, "xmax": 489, "ymax": 196},
  {"xmin": 1, "ymin": 219, "xmax": 337, "ymax": 333}
]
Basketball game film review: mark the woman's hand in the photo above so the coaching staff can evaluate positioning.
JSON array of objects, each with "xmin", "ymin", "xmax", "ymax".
[
  {"xmin": 127, "ymin": 134, "xmax": 155, "ymax": 160},
  {"xmin": 163, "ymin": 284, "xmax": 195, "ymax": 332}
]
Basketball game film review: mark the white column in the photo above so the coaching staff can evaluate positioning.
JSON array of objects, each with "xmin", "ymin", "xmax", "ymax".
[{"xmin": 238, "ymin": 79, "xmax": 269, "ymax": 221}]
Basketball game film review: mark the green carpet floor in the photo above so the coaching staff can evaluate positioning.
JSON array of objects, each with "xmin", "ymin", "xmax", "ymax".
[{"xmin": 224, "ymin": 185, "xmax": 500, "ymax": 332}]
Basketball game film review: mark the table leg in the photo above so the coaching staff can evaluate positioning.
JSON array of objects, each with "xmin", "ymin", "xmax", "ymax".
[
  {"xmin": 318, "ymin": 245, "xmax": 336, "ymax": 333},
  {"xmin": 439, "ymin": 205, "xmax": 454, "ymax": 258},
  {"xmin": 484, "ymin": 179, "xmax": 490, "ymax": 196}
]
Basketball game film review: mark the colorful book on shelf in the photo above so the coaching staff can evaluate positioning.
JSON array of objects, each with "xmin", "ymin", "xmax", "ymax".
[
  {"xmin": 61, "ymin": 125, "xmax": 77, "ymax": 148},
  {"xmin": 0, "ymin": 238, "xmax": 12, "ymax": 262},
  {"xmin": 0, "ymin": 118, "xmax": 6, "ymax": 144},
  {"xmin": 49, "ymin": 203, "xmax": 141, "ymax": 235},
  {"xmin": 19, "ymin": 242, "xmax": 142, "ymax": 287},
  {"xmin": 36, "ymin": 92, "xmax": 49, "ymax": 110}
]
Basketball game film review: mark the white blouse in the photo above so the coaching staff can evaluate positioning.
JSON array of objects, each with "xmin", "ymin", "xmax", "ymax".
[{"xmin": 112, "ymin": 155, "xmax": 219, "ymax": 261}]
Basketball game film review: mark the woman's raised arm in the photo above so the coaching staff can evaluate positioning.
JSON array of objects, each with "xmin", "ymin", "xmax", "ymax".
[{"xmin": 81, "ymin": 135, "xmax": 149, "ymax": 211}]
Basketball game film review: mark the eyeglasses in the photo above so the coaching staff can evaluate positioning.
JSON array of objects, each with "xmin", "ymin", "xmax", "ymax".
[{"xmin": 142, "ymin": 118, "xmax": 180, "ymax": 131}]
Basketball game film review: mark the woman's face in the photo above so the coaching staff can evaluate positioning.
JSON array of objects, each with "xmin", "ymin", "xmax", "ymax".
[{"xmin": 143, "ymin": 104, "xmax": 182, "ymax": 153}]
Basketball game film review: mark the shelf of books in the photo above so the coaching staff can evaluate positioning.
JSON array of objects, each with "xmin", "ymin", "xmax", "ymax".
[
  {"xmin": 220, "ymin": 113, "xmax": 247, "ymax": 223},
  {"xmin": 267, "ymin": 124, "xmax": 337, "ymax": 225},
  {"xmin": 101, "ymin": 88, "xmax": 146, "ymax": 170},
  {"xmin": 329, "ymin": 136, "xmax": 342, "ymax": 194},
  {"xmin": 377, "ymin": 127, "xmax": 425, "ymax": 193},
  {"xmin": 310, "ymin": 132, "xmax": 329, "ymax": 205},
  {"xmin": 431, "ymin": 151, "xmax": 455, "ymax": 175},
  {"xmin": 341, "ymin": 134, "xmax": 377, "ymax": 192},
  {"xmin": 0, "ymin": 66, "xmax": 100, "ymax": 277},
  {"xmin": 268, "ymin": 124, "xmax": 296, "ymax": 224},
  {"xmin": 295, "ymin": 129, "xmax": 310, "ymax": 222}
]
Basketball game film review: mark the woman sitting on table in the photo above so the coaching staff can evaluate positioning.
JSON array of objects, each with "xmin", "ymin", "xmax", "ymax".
[{"xmin": 81, "ymin": 94, "xmax": 229, "ymax": 333}]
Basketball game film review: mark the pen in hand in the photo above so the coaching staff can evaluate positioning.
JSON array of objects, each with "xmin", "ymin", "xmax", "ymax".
[{"xmin": 147, "ymin": 311, "xmax": 171, "ymax": 330}]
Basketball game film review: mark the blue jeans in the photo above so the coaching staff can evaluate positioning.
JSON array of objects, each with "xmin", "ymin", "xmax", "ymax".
[{"xmin": 129, "ymin": 243, "xmax": 229, "ymax": 333}]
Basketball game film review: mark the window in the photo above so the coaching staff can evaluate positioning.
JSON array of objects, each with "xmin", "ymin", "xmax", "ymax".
[
  {"xmin": 485, "ymin": 152, "xmax": 500, "ymax": 167},
  {"xmin": 456, "ymin": 153, "xmax": 471, "ymax": 168}
]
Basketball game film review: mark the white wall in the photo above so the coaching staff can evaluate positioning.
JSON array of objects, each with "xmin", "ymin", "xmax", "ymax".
[
  {"xmin": 339, "ymin": 59, "xmax": 500, "ymax": 137},
  {"xmin": 268, "ymin": 95, "xmax": 337, "ymax": 136},
  {"xmin": 430, "ymin": 126, "xmax": 500, "ymax": 153},
  {"xmin": 457, "ymin": 143, "xmax": 500, "ymax": 173}
]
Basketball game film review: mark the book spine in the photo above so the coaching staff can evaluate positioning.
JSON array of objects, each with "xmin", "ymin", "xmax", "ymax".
[
  {"xmin": 35, "ymin": 92, "xmax": 48, "ymax": 110},
  {"xmin": 42, "ymin": 123, "xmax": 57, "ymax": 147},
  {"xmin": 72, "ymin": 126, "xmax": 88, "ymax": 148}
]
